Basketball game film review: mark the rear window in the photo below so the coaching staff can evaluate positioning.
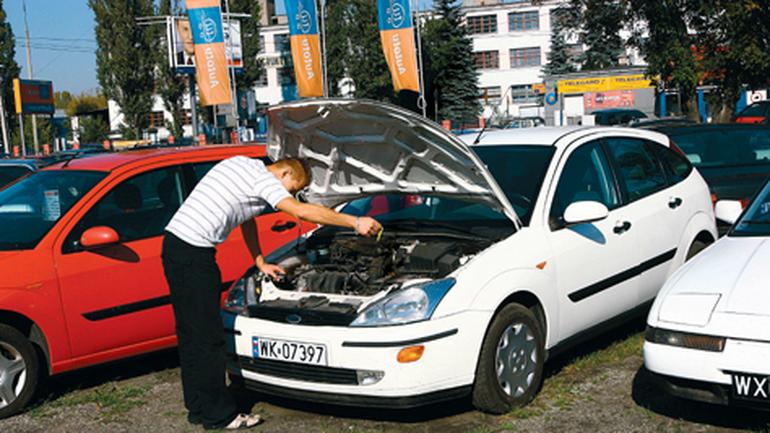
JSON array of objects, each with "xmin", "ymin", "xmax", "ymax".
[
  {"xmin": 669, "ymin": 128, "xmax": 770, "ymax": 167},
  {"xmin": 739, "ymin": 103, "xmax": 769, "ymax": 117}
]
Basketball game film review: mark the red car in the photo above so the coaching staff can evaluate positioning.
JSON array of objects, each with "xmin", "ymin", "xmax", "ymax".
[
  {"xmin": 0, "ymin": 145, "xmax": 312, "ymax": 418},
  {"xmin": 734, "ymin": 100, "xmax": 770, "ymax": 124}
]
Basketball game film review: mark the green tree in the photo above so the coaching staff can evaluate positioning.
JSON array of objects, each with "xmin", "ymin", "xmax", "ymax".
[
  {"xmin": 155, "ymin": 0, "xmax": 187, "ymax": 137},
  {"xmin": 627, "ymin": 0, "xmax": 700, "ymax": 121},
  {"xmin": 65, "ymin": 92, "xmax": 108, "ymax": 117},
  {"xmin": 228, "ymin": 0, "xmax": 263, "ymax": 90},
  {"xmin": 570, "ymin": 0, "xmax": 625, "ymax": 70},
  {"xmin": 78, "ymin": 115, "xmax": 110, "ymax": 143},
  {"xmin": 0, "ymin": 0, "xmax": 21, "ymax": 142},
  {"xmin": 422, "ymin": 0, "xmax": 481, "ymax": 124},
  {"xmin": 325, "ymin": 0, "xmax": 395, "ymax": 102},
  {"xmin": 90, "ymin": 0, "xmax": 156, "ymax": 139},
  {"xmin": 55, "ymin": 90, "xmax": 74, "ymax": 110},
  {"xmin": 543, "ymin": 6, "xmax": 578, "ymax": 76}
]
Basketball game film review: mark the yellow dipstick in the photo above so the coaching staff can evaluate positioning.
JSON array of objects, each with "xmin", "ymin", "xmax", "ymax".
[{"xmin": 376, "ymin": 228, "xmax": 384, "ymax": 242}]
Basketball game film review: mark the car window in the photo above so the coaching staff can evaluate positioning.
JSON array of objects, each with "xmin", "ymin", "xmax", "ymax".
[
  {"xmin": 0, "ymin": 166, "xmax": 33, "ymax": 188},
  {"xmin": 648, "ymin": 141, "xmax": 692, "ymax": 185},
  {"xmin": 606, "ymin": 137, "xmax": 667, "ymax": 202},
  {"xmin": 732, "ymin": 181, "xmax": 770, "ymax": 237},
  {"xmin": 670, "ymin": 128, "xmax": 770, "ymax": 167},
  {"xmin": 65, "ymin": 166, "xmax": 184, "ymax": 251},
  {"xmin": 739, "ymin": 103, "xmax": 768, "ymax": 117},
  {"xmin": 550, "ymin": 141, "xmax": 619, "ymax": 228},
  {"xmin": 190, "ymin": 157, "xmax": 271, "ymax": 189}
]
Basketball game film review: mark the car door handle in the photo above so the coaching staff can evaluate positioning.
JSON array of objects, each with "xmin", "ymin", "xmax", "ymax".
[
  {"xmin": 271, "ymin": 220, "xmax": 297, "ymax": 232},
  {"xmin": 613, "ymin": 221, "xmax": 632, "ymax": 234},
  {"xmin": 668, "ymin": 197, "xmax": 683, "ymax": 209}
]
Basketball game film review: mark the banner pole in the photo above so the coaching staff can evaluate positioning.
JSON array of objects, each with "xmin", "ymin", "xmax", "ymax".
[
  {"xmin": 189, "ymin": 77, "xmax": 199, "ymax": 142},
  {"xmin": 18, "ymin": 114, "xmax": 26, "ymax": 157},
  {"xmin": 412, "ymin": 0, "xmax": 426, "ymax": 117},
  {"xmin": 223, "ymin": 0, "xmax": 240, "ymax": 143},
  {"xmin": 319, "ymin": 0, "xmax": 328, "ymax": 97}
]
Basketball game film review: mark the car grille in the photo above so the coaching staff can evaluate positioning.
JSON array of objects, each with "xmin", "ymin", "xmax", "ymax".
[{"xmin": 238, "ymin": 356, "xmax": 359, "ymax": 385}]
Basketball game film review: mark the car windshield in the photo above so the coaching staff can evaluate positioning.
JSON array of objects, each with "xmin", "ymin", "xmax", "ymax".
[
  {"xmin": 0, "ymin": 170, "xmax": 106, "ymax": 250},
  {"xmin": 473, "ymin": 145, "xmax": 555, "ymax": 225},
  {"xmin": 731, "ymin": 181, "xmax": 770, "ymax": 237},
  {"xmin": 669, "ymin": 128, "xmax": 770, "ymax": 168}
]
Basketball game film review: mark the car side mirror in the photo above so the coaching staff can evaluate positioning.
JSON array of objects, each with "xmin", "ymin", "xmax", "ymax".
[
  {"xmin": 80, "ymin": 226, "xmax": 120, "ymax": 249},
  {"xmin": 564, "ymin": 201, "xmax": 609, "ymax": 225},
  {"xmin": 714, "ymin": 200, "xmax": 743, "ymax": 225}
]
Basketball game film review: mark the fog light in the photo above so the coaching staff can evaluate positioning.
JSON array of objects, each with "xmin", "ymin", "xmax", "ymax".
[
  {"xmin": 397, "ymin": 345, "xmax": 425, "ymax": 363},
  {"xmin": 356, "ymin": 369, "xmax": 384, "ymax": 385}
]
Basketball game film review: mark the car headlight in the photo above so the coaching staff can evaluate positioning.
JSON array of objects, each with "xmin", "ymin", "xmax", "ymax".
[
  {"xmin": 350, "ymin": 278, "xmax": 455, "ymax": 327},
  {"xmin": 223, "ymin": 271, "xmax": 260, "ymax": 315},
  {"xmin": 645, "ymin": 326, "xmax": 725, "ymax": 352}
]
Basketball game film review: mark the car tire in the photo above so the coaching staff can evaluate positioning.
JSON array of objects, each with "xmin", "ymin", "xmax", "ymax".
[
  {"xmin": 472, "ymin": 303, "xmax": 545, "ymax": 414},
  {"xmin": 685, "ymin": 240, "xmax": 709, "ymax": 261},
  {"xmin": 0, "ymin": 324, "xmax": 40, "ymax": 420}
]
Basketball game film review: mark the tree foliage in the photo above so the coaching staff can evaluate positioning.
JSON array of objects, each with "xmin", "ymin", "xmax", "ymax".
[
  {"xmin": 154, "ymin": 0, "xmax": 187, "ymax": 137},
  {"xmin": 90, "ymin": 0, "xmax": 156, "ymax": 139},
  {"xmin": 422, "ymin": 0, "xmax": 481, "ymax": 123},
  {"xmin": 78, "ymin": 115, "xmax": 110, "ymax": 143},
  {"xmin": 65, "ymin": 92, "xmax": 108, "ymax": 117},
  {"xmin": 228, "ymin": 0, "xmax": 263, "ymax": 90},
  {"xmin": 0, "ymin": 0, "xmax": 21, "ymax": 136},
  {"xmin": 568, "ymin": 0, "xmax": 625, "ymax": 70},
  {"xmin": 543, "ymin": 6, "xmax": 578, "ymax": 76}
]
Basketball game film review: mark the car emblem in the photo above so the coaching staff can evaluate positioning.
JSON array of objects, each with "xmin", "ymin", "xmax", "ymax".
[{"xmin": 286, "ymin": 314, "xmax": 302, "ymax": 324}]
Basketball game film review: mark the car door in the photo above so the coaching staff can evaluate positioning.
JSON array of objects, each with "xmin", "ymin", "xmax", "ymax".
[
  {"xmin": 546, "ymin": 139, "xmax": 641, "ymax": 339},
  {"xmin": 604, "ymin": 137, "xmax": 680, "ymax": 304},
  {"xmin": 54, "ymin": 165, "xmax": 185, "ymax": 357},
  {"xmin": 184, "ymin": 159, "xmax": 312, "ymax": 284}
]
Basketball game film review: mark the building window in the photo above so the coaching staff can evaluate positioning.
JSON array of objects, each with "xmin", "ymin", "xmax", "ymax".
[
  {"xmin": 478, "ymin": 86, "xmax": 501, "ymax": 106},
  {"xmin": 510, "ymin": 47, "xmax": 541, "ymax": 68},
  {"xmin": 175, "ymin": 109, "xmax": 192, "ymax": 125},
  {"xmin": 148, "ymin": 111, "xmax": 165, "ymax": 128},
  {"xmin": 473, "ymin": 50, "xmax": 499, "ymax": 69},
  {"xmin": 274, "ymin": 34, "xmax": 291, "ymax": 54},
  {"xmin": 510, "ymin": 84, "xmax": 543, "ymax": 104},
  {"xmin": 258, "ymin": 35, "xmax": 266, "ymax": 54},
  {"xmin": 509, "ymin": 11, "xmax": 539, "ymax": 32},
  {"xmin": 467, "ymin": 15, "xmax": 497, "ymax": 34},
  {"xmin": 255, "ymin": 70, "xmax": 268, "ymax": 87}
]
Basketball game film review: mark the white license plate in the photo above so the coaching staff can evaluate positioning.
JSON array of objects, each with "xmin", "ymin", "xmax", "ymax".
[
  {"xmin": 252, "ymin": 337, "xmax": 327, "ymax": 366},
  {"xmin": 732, "ymin": 373, "xmax": 770, "ymax": 402}
]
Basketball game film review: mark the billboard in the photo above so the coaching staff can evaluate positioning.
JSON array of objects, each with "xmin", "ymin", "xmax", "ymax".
[
  {"xmin": 13, "ymin": 79, "xmax": 55, "ymax": 114},
  {"xmin": 557, "ymin": 74, "xmax": 653, "ymax": 94},
  {"xmin": 584, "ymin": 90, "xmax": 635, "ymax": 110},
  {"xmin": 168, "ymin": 16, "xmax": 243, "ymax": 74}
]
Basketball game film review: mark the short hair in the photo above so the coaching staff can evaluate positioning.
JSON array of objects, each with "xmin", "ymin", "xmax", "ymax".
[{"xmin": 272, "ymin": 157, "xmax": 312, "ymax": 188}]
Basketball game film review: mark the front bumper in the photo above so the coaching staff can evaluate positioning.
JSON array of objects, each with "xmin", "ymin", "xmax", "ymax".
[
  {"xmin": 644, "ymin": 338, "xmax": 770, "ymax": 408},
  {"xmin": 224, "ymin": 310, "xmax": 490, "ymax": 402}
]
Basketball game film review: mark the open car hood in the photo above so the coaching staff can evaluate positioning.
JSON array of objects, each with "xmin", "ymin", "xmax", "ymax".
[{"xmin": 267, "ymin": 99, "xmax": 519, "ymax": 226}]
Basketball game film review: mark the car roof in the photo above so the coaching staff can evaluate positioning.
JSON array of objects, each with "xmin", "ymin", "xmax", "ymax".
[
  {"xmin": 41, "ymin": 144, "xmax": 267, "ymax": 172},
  {"xmin": 461, "ymin": 126, "xmax": 668, "ymax": 147}
]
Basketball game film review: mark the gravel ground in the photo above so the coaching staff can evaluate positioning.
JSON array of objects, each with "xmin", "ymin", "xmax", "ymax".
[{"xmin": 2, "ymin": 320, "xmax": 769, "ymax": 433}]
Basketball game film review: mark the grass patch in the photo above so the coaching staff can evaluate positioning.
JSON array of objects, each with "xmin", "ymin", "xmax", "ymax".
[{"xmin": 30, "ymin": 382, "xmax": 151, "ymax": 422}]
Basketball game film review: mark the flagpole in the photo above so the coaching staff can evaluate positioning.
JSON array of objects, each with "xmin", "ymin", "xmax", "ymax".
[
  {"xmin": 223, "ymin": 0, "xmax": 240, "ymax": 143},
  {"xmin": 412, "ymin": 0, "xmax": 427, "ymax": 117},
  {"xmin": 318, "ymin": 0, "xmax": 328, "ymax": 97}
]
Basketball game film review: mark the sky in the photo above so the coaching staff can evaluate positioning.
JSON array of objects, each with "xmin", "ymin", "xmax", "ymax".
[{"xmin": 3, "ymin": 0, "xmax": 435, "ymax": 95}]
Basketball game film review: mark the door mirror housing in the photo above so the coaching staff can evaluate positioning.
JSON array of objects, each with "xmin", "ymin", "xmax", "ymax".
[
  {"xmin": 80, "ymin": 226, "xmax": 120, "ymax": 249},
  {"xmin": 563, "ymin": 201, "xmax": 609, "ymax": 225},
  {"xmin": 714, "ymin": 200, "xmax": 743, "ymax": 225}
]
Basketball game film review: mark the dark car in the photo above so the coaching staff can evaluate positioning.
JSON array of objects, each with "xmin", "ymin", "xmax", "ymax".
[
  {"xmin": 651, "ymin": 124, "xmax": 770, "ymax": 232},
  {"xmin": 734, "ymin": 101, "xmax": 770, "ymax": 124},
  {"xmin": 0, "ymin": 160, "xmax": 40, "ymax": 189},
  {"xmin": 592, "ymin": 108, "xmax": 648, "ymax": 126}
]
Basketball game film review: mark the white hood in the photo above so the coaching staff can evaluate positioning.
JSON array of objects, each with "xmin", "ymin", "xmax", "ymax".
[{"xmin": 267, "ymin": 99, "xmax": 519, "ymax": 226}]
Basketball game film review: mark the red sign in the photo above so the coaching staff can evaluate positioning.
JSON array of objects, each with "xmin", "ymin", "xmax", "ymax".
[{"xmin": 584, "ymin": 91, "xmax": 635, "ymax": 109}]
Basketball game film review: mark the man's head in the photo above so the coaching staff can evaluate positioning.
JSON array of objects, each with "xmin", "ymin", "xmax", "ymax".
[{"xmin": 267, "ymin": 158, "xmax": 312, "ymax": 195}]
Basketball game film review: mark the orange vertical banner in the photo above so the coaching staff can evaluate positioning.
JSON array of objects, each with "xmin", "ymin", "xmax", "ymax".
[
  {"xmin": 378, "ymin": 0, "xmax": 420, "ymax": 92},
  {"xmin": 186, "ymin": 0, "xmax": 232, "ymax": 106},
  {"xmin": 285, "ymin": 0, "xmax": 324, "ymax": 97}
]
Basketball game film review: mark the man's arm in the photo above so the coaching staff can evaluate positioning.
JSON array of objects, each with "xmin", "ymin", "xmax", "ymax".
[
  {"xmin": 275, "ymin": 197, "xmax": 382, "ymax": 236},
  {"xmin": 240, "ymin": 218, "xmax": 287, "ymax": 279}
]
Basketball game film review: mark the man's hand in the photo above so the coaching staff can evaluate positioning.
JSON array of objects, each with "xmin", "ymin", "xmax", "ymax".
[
  {"xmin": 355, "ymin": 216, "xmax": 382, "ymax": 237},
  {"xmin": 255, "ymin": 255, "xmax": 286, "ymax": 280}
]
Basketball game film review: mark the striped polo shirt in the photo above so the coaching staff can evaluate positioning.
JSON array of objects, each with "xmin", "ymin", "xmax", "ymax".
[{"xmin": 166, "ymin": 156, "xmax": 291, "ymax": 248}]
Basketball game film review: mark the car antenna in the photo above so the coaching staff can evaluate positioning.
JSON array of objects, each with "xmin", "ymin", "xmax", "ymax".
[
  {"xmin": 60, "ymin": 154, "xmax": 80, "ymax": 168},
  {"xmin": 473, "ymin": 85, "xmax": 513, "ymax": 145}
]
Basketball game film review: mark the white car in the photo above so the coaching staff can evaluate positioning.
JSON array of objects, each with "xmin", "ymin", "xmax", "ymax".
[
  {"xmin": 645, "ymin": 180, "xmax": 770, "ymax": 407},
  {"xmin": 224, "ymin": 99, "xmax": 716, "ymax": 413}
]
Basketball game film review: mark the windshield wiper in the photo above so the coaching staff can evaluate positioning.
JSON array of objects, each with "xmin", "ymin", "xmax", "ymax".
[{"xmin": 738, "ymin": 220, "xmax": 770, "ymax": 225}]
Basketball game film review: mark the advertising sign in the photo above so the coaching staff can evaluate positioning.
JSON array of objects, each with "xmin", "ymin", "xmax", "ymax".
[
  {"xmin": 285, "ymin": 0, "xmax": 324, "ymax": 97},
  {"xmin": 13, "ymin": 79, "xmax": 55, "ymax": 114},
  {"xmin": 377, "ymin": 0, "xmax": 419, "ymax": 93},
  {"xmin": 185, "ymin": 0, "xmax": 232, "ymax": 106},
  {"xmin": 168, "ymin": 17, "xmax": 243, "ymax": 73},
  {"xmin": 584, "ymin": 90, "xmax": 635, "ymax": 109},
  {"xmin": 557, "ymin": 74, "xmax": 653, "ymax": 94}
]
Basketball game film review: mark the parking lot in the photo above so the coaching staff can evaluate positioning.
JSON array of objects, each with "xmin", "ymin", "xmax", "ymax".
[{"xmin": 1, "ymin": 320, "xmax": 766, "ymax": 433}]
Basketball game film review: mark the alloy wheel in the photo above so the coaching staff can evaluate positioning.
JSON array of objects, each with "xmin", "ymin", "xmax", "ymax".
[{"xmin": 0, "ymin": 342, "xmax": 27, "ymax": 409}]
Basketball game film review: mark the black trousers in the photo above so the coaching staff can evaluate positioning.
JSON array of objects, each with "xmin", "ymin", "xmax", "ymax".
[{"xmin": 161, "ymin": 232, "xmax": 236, "ymax": 429}]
